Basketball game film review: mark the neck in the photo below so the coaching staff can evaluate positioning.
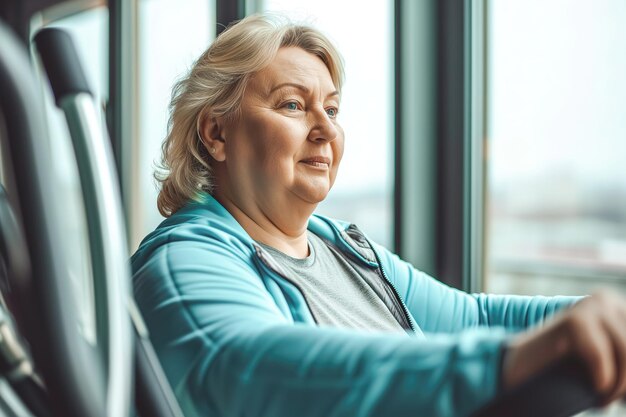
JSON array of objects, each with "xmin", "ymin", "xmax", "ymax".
[{"xmin": 213, "ymin": 190, "xmax": 314, "ymax": 259}]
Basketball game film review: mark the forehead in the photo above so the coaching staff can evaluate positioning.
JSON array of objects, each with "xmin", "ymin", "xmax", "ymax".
[{"xmin": 249, "ymin": 47, "xmax": 336, "ymax": 95}]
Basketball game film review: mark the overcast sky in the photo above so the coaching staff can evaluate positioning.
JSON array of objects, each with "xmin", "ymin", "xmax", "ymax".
[{"xmin": 488, "ymin": 0, "xmax": 626, "ymax": 189}]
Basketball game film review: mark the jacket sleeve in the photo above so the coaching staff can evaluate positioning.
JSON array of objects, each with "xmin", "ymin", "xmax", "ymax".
[
  {"xmin": 133, "ymin": 232, "xmax": 512, "ymax": 417},
  {"xmin": 372, "ymin": 243, "xmax": 582, "ymax": 334}
]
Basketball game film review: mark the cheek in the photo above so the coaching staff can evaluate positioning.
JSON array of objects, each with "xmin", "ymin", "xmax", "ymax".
[
  {"xmin": 226, "ymin": 127, "xmax": 270, "ymax": 181},
  {"xmin": 236, "ymin": 116, "xmax": 271, "ymax": 156},
  {"xmin": 333, "ymin": 128, "xmax": 346, "ymax": 167},
  {"xmin": 238, "ymin": 118, "xmax": 301, "ymax": 176}
]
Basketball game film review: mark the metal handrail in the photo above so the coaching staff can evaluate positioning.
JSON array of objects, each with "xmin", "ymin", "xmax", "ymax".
[{"xmin": 33, "ymin": 28, "xmax": 133, "ymax": 417}]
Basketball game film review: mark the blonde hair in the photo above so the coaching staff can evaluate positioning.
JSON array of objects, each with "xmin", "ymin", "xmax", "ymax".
[{"xmin": 156, "ymin": 13, "xmax": 345, "ymax": 217}]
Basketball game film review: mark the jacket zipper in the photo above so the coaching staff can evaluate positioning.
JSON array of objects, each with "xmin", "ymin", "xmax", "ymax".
[{"xmin": 364, "ymin": 237, "xmax": 416, "ymax": 333}]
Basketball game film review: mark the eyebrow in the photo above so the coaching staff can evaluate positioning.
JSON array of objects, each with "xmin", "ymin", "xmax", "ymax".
[{"xmin": 268, "ymin": 82, "xmax": 339, "ymax": 98}]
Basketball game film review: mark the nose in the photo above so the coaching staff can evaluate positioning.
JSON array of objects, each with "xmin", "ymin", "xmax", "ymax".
[{"xmin": 307, "ymin": 106, "xmax": 339, "ymax": 143}]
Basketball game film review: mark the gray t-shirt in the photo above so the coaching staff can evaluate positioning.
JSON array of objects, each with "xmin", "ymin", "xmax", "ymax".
[{"xmin": 258, "ymin": 232, "xmax": 405, "ymax": 333}]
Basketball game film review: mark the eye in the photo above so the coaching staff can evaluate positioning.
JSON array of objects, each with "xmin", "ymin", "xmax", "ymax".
[
  {"xmin": 284, "ymin": 101, "xmax": 299, "ymax": 111},
  {"xmin": 325, "ymin": 107, "xmax": 338, "ymax": 118}
]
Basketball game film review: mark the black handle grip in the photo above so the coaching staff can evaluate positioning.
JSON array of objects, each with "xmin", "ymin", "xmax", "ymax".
[
  {"xmin": 471, "ymin": 357, "xmax": 600, "ymax": 417},
  {"xmin": 33, "ymin": 28, "xmax": 92, "ymax": 106}
]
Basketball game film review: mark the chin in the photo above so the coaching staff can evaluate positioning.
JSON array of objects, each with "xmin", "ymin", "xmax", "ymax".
[
  {"xmin": 295, "ymin": 187, "xmax": 330, "ymax": 205},
  {"xmin": 305, "ymin": 192, "xmax": 329, "ymax": 205}
]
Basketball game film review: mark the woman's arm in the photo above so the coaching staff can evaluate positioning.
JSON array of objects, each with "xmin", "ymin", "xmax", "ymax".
[
  {"xmin": 501, "ymin": 291, "xmax": 626, "ymax": 406},
  {"xmin": 375, "ymin": 243, "xmax": 626, "ymax": 406},
  {"xmin": 372, "ymin": 243, "xmax": 581, "ymax": 333}
]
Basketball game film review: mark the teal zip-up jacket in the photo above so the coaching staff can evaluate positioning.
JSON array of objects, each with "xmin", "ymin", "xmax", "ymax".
[{"xmin": 131, "ymin": 194, "xmax": 579, "ymax": 417}]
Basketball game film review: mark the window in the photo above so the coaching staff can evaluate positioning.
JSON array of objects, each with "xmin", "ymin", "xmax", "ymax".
[
  {"xmin": 485, "ymin": 2, "xmax": 626, "ymax": 294},
  {"xmin": 483, "ymin": 6, "xmax": 626, "ymax": 412},
  {"xmin": 134, "ymin": 0, "xmax": 214, "ymax": 249},
  {"xmin": 259, "ymin": 0, "xmax": 395, "ymax": 249}
]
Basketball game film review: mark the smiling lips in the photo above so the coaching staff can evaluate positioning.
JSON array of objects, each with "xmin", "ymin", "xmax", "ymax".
[{"xmin": 300, "ymin": 156, "xmax": 331, "ymax": 169}]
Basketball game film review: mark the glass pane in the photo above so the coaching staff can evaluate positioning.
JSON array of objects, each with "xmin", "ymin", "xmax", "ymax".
[
  {"xmin": 485, "ymin": 0, "xmax": 626, "ymax": 297},
  {"xmin": 485, "ymin": 4, "xmax": 626, "ymax": 412},
  {"xmin": 259, "ymin": 0, "xmax": 394, "ymax": 249},
  {"xmin": 32, "ymin": 6, "xmax": 110, "ymax": 345},
  {"xmin": 135, "ymin": 0, "xmax": 214, "ymax": 249}
]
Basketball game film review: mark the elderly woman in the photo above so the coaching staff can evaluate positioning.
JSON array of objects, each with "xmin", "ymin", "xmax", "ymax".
[{"xmin": 131, "ymin": 14, "xmax": 626, "ymax": 417}]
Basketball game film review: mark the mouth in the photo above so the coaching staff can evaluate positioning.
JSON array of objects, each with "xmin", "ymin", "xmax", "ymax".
[{"xmin": 300, "ymin": 156, "xmax": 331, "ymax": 169}]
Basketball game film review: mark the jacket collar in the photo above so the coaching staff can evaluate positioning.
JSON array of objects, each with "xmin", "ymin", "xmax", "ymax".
[
  {"xmin": 308, "ymin": 215, "xmax": 379, "ymax": 266},
  {"xmin": 184, "ymin": 193, "xmax": 379, "ymax": 267}
]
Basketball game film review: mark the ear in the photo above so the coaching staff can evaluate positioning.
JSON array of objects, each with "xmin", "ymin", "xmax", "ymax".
[{"xmin": 199, "ymin": 114, "xmax": 227, "ymax": 162}]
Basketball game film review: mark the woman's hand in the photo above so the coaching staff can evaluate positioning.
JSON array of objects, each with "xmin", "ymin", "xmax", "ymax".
[{"xmin": 502, "ymin": 290, "xmax": 626, "ymax": 406}]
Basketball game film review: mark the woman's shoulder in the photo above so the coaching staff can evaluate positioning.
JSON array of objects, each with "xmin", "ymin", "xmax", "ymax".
[{"xmin": 131, "ymin": 196, "xmax": 255, "ymax": 273}]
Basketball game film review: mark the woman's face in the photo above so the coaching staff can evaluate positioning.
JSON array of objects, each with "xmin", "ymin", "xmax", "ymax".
[{"xmin": 217, "ymin": 47, "xmax": 344, "ymax": 214}]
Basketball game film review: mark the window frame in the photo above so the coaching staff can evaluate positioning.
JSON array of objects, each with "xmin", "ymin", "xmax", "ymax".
[{"xmin": 396, "ymin": 0, "xmax": 487, "ymax": 291}]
